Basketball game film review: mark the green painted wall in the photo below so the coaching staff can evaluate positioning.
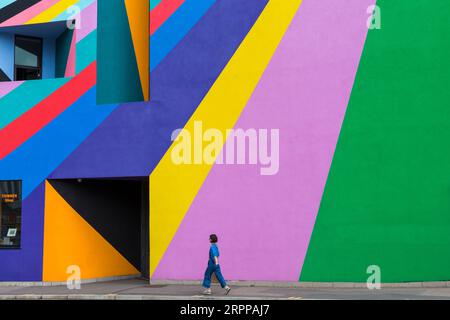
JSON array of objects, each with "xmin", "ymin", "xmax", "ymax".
[{"xmin": 300, "ymin": 0, "xmax": 450, "ymax": 282}]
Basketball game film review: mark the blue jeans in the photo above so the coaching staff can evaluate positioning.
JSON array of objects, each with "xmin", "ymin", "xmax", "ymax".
[{"xmin": 202, "ymin": 262, "xmax": 227, "ymax": 288}]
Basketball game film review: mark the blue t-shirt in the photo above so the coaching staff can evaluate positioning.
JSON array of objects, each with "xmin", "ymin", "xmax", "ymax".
[{"xmin": 209, "ymin": 244, "xmax": 220, "ymax": 264}]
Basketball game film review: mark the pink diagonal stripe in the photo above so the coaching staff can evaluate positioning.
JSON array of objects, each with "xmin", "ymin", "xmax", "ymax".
[
  {"xmin": 64, "ymin": 30, "xmax": 76, "ymax": 77},
  {"xmin": 153, "ymin": 0, "xmax": 375, "ymax": 281}
]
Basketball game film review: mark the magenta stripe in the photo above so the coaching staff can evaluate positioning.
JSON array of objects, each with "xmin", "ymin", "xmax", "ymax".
[
  {"xmin": 153, "ymin": 0, "xmax": 375, "ymax": 281},
  {"xmin": 0, "ymin": 81, "xmax": 24, "ymax": 99}
]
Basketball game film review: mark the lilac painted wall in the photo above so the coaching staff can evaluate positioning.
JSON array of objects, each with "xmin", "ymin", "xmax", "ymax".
[{"xmin": 0, "ymin": 32, "xmax": 57, "ymax": 80}]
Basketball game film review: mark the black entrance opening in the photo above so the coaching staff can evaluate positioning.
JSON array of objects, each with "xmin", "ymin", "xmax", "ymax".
[{"xmin": 48, "ymin": 178, "xmax": 150, "ymax": 279}]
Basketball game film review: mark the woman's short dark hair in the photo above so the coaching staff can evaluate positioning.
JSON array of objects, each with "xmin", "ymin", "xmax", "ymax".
[{"xmin": 209, "ymin": 234, "xmax": 218, "ymax": 243}]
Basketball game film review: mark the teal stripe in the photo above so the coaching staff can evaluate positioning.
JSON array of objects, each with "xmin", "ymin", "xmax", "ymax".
[
  {"xmin": 0, "ymin": 31, "xmax": 97, "ymax": 129},
  {"xmin": 150, "ymin": 0, "xmax": 162, "ymax": 11}
]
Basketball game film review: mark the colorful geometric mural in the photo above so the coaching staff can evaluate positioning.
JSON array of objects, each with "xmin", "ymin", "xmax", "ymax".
[
  {"xmin": 151, "ymin": 0, "xmax": 374, "ymax": 281},
  {"xmin": 300, "ymin": 0, "xmax": 450, "ymax": 283},
  {"xmin": 0, "ymin": 0, "xmax": 450, "ymax": 284},
  {"xmin": 97, "ymin": 0, "xmax": 149, "ymax": 104}
]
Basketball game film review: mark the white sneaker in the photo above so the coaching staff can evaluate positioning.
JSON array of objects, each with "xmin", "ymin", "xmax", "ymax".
[
  {"xmin": 202, "ymin": 288, "xmax": 212, "ymax": 295},
  {"xmin": 224, "ymin": 286, "xmax": 231, "ymax": 295}
]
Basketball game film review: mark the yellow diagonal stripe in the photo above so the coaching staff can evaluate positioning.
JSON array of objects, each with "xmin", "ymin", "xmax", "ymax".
[
  {"xmin": 26, "ymin": 0, "xmax": 80, "ymax": 24},
  {"xmin": 149, "ymin": 0, "xmax": 303, "ymax": 277}
]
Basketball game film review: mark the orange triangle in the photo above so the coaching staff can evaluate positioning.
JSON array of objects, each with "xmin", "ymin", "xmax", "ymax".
[{"xmin": 43, "ymin": 181, "xmax": 139, "ymax": 282}]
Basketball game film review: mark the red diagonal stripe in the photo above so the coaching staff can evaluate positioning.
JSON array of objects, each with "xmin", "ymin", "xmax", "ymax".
[
  {"xmin": 0, "ymin": 61, "xmax": 97, "ymax": 160},
  {"xmin": 150, "ymin": 0, "xmax": 185, "ymax": 35}
]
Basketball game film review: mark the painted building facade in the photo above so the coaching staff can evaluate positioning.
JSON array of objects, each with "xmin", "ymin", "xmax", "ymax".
[{"xmin": 0, "ymin": 0, "xmax": 450, "ymax": 284}]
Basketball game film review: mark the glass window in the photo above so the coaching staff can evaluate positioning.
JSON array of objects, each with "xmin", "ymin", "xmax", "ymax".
[
  {"xmin": 15, "ymin": 45, "xmax": 39, "ymax": 67},
  {"xmin": 0, "ymin": 180, "xmax": 22, "ymax": 249},
  {"xmin": 14, "ymin": 35, "xmax": 42, "ymax": 81}
]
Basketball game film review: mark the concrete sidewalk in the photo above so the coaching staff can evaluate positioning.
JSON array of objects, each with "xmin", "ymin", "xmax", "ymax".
[{"xmin": 1, "ymin": 279, "xmax": 450, "ymax": 300}]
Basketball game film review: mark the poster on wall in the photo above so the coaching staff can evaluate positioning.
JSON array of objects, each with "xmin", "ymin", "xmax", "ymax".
[{"xmin": 0, "ymin": 180, "xmax": 22, "ymax": 248}]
